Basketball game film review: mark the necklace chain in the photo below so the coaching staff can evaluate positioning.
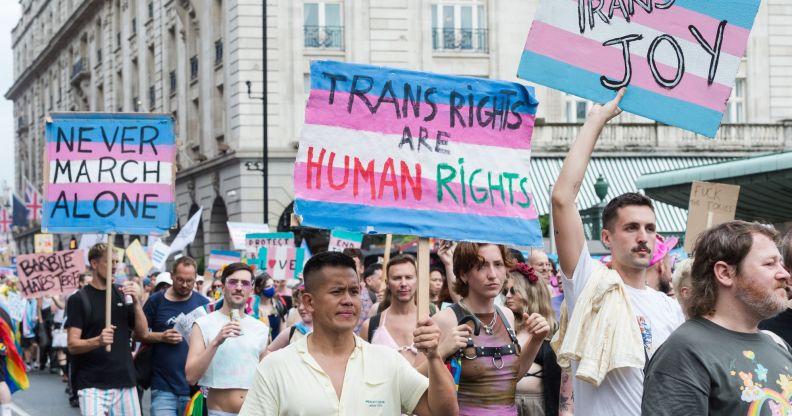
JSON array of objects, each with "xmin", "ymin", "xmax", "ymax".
[{"xmin": 459, "ymin": 299, "xmax": 498, "ymax": 335}]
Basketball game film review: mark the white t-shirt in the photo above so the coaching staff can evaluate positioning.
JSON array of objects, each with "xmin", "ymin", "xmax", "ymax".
[
  {"xmin": 194, "ymin": 310, "xmax": 270, "ymax": 389},
  {"xmin": 561, "ymin": 246, "xmax": 684, "ymax": 416}
]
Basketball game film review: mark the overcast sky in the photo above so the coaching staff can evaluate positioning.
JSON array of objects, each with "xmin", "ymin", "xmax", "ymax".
[{"xmin": 0, "ymin": 4, "xmax": 21, "ymax": 196}]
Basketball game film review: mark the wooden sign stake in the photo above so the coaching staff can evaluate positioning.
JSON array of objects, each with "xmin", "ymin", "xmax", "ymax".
[
  {"xmin": 105, "ymin": 233, "xmax": 115, "ymax": 352},
  {"xmin": 417, "ymin": 238, "xmax": 430, "ymax": 321},
  {"xmin": 382, "ymin": 234, "xmax": 393, "ymax": 280}
]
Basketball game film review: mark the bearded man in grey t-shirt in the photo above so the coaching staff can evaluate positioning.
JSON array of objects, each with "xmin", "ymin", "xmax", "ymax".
[{"xmin": 643, "ymin": 221, "xmax": 792, "ymax": 416}]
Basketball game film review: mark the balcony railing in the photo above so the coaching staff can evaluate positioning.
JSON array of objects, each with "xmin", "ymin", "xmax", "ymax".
[
  {"xmin": 432, "ymin": 28, "xmax": 488, "ymax": 53},
  {"xmin": 530, "ymin": 122, "xmax": 790, "ymax": 154},
  {"xmin": 190, "ymin": 56, "xmax": 198, "ymax": 81},
  {"xmin": 304, "ymin": 25, "xmax": 344, "ymax": 49},
  {"xmin": 70, "ymin": 58, "xmax": 89, "ymax": 85},
  {"xmin": 215, "ymin": 39, "xmax": 223, "ymax": 65}
]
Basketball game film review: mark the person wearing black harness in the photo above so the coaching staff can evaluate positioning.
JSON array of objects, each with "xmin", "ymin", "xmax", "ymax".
[
  {"xmin": 433, "ymin": 242, "xmax": 550, "ymax": 415},
  {"xmin": 505, "ymin": 263, "xmax": 564, "ymax": 416}
]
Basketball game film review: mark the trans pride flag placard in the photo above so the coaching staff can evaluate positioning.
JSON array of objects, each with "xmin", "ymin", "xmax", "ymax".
[
  {"xmin": 518, "ymin": 0, "xmax": 761, "ymax": 138},
  {"xmin": 43, "ymin": 113, "xmax": 176, "ymax": 234},
  {"xmin": 294, "ymin": 61, "xmax": 543, "ymax": 247}
]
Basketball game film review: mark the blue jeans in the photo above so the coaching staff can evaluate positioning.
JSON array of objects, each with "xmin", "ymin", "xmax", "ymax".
[{"xmin": 151, "ymin": 389, "xmax": 191, "ymax": 416}]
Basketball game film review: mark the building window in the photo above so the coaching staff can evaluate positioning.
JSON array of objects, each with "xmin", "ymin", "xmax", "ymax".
[
  {"xmin": 132, "ymin": 18, "xmax": 137, "ymax": 34},
  {"xmin": 133, "ymin": 96, "xmax": 140, "ymax": 112},
  {"xmin": 564, "ymin": 93, "xmax": 591, "ymax": 123},
  {"xmin": 148, "ymin": 2, "xmax": 154, "ymax": 19},
  {"xmin": 190, "ymin": 56, "xmax": 198, "ymax": 80},
  {"xmin": 116, "ymin": 32, "xmax": 121, "ymax": 49},
  {"xmin": 431, "ymin": 2, "xmax": 487, "ymax": 53},
  {"xmin": 97, "ymin": 48, "xmax": 102, "ymax": 64},
  {"xmin": 304, "ymin": 2, "xmax": 344, "ymax": 49},
  {"xmin": 149, "ymin": 85, "xmax": 156, "ymax": 110},
  {"xmin": 170, "ymin": 71, "xmax": 177, "ymax": 95},
  {"xmin": 215, "ymin": 39, "xmax": 223, "ymax": 65},
  {"xmin": 724, "ymin": 78, "xmax": 745, "ymax": 123}
]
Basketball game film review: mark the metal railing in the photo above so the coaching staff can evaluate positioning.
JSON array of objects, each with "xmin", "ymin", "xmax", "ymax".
[
  {"xmin": 432, "ymin": 28, "xmax": 488, "ymax": 53},
  {"xmin": 530, "ymin": 122, "xmax": 790, "ymax": 154},
  {"xmin": 304, "ymin": 25, "xmax": 344, "ymax": 49},
  {"xmin": 70, "ymin": 58, "xmax": 89, "ymax": 84}
]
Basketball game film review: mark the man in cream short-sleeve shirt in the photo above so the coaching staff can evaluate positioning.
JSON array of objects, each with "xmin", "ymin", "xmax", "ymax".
[{"xmin": 239, "ymin": 252, "xmax": 458, "ymax": 416}]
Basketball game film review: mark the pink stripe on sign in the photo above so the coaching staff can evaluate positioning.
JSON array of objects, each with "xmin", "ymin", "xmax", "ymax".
[
  {"xmin": 294, "ymin": 162, "xmax": 539, "ymax": 220},
  {"xmin": 47, "ymin": 183, "xmax": 174, "ymax": 202},
  {"xmin": 525, "ymin": 21, "xmax": 730, "ymax": 112},
  {"xmin": 564, "ymin": 0, "xmax": 751, "ymax": 58},
  {"xmin": 47, "ymin": 142, "xmax": 175, "ymax": 161},
  {"xmin": 306, "ymin": 90, "xmax": 535, "ymax": 150}
]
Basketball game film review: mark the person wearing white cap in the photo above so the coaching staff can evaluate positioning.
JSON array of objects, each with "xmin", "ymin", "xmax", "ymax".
[{"xmin": 154, "ymin": 273, "xmax": 173, "ymax": 293}]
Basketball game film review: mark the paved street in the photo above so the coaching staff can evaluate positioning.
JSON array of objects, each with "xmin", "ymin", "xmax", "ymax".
[{"xmin": 10, "ymin": 370, "xmax": 150, "ymax": 416}]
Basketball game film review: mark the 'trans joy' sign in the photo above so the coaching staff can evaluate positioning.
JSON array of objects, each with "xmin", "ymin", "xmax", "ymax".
[
  {"xmin": 294, "ymin": 61, "xmax": 543, "ymax": 247},
  {"xmin": 44, "ymin": 113, "xmax": 176, "ymax": 234},
  {"xmin": 517, "ymin": 0, "xmax": 760, "ymax": 137}
]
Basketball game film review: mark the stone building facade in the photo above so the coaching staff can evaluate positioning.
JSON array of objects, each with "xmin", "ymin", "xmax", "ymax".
[{"xmin": 7, "ymin": 0, "xmax": 792, "ymax": 255}]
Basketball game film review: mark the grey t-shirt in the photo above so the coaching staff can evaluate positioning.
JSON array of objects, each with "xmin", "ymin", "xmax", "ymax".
[{"xmin": 642, "ymin": 318, "xmax": 792, "ymax": 416}]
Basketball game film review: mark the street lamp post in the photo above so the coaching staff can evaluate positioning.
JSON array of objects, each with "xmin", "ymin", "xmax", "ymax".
[
  {"xmin": 244, "ymin": 2, "xmax": 268, "ymax": 225},
  {"xmin": 592, "ymin": 174, "xmax": 610, "ymax": 240}
]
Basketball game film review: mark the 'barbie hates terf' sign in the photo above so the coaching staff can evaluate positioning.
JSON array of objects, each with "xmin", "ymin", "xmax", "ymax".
[
  {"xmin": 518, "ymin": 0, "xmax": 761, "ymax": 137},
  {"xmin": 294, "ymin": 61, "xmax": 542, "ymax": 247},
  {"xmin": 44, "ymin": 113, "xmax": 176, "ymax": 234}
]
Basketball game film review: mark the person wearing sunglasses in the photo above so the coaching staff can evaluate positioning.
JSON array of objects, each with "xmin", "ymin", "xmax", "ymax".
[{"xmin": 186, "ymin": 263, "xmax": 269, "ymax": 416}]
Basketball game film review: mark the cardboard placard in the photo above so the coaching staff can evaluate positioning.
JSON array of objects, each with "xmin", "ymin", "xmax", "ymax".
[
  {"xmin": 43, "ymin": 113, "xmax": 177, "ymax": 234},
  {"xmin": 16, "ymin": 249, "xmax": 86, "ymax": 298},
  {"xmin": 245, "ymin": 232, "xmax": 295, "ymax": 259},
  {"xmin": 294, "ymin": 61, "xmax": 543, "ymax": 246},
  {"xmin": 126, "ymin": 239, "xmax": 153, "ymax": 276},
  {"xmin": 517, "ymin": 0, "xmax": 761, "ymax": 138},
  {"xmin": 684, "ymin": 181, "xmax": 740, "ymax": 253}
]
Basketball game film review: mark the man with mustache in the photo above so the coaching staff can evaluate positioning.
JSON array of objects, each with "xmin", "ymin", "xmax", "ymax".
[
  {"xmin": 552, "ymin": 88, "xmax": 684, "ymax": 415},
  {"xmin": 643, "ymin": 221, "xmax": 792, "ymax": 415},
  {"xmin": 186, "ymin": 263, "xmax": 269, "ymax": 416}
]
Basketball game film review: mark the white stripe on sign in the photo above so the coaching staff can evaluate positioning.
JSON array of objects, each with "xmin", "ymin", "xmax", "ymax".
[
  {"xmin": 297, "ymin": 124, "xmax": 534, "ymax": 180},
  {"xmin": 49, "ymin": 160, "xmax": 173, "ymax": 184},
  {"xmin": 534, "ymin": 0, "xmax": 740, "ymax": 87}
]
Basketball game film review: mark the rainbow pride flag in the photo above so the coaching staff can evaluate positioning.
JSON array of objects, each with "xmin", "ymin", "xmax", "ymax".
[
  {"xmin": 183, "ymin": 390, "xmax": 204, "ymax": 416},
  {"xmin": 0, "ymin": 308, "xmax": 28, "ymax": 393}
]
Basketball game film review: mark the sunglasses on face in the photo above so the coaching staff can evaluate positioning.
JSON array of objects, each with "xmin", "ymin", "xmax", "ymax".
[
  {"xmin": 502, "ymin": 287, "xmax": 517, "ymax": 296},
  {"xmin": 226, "ymin": 278, "xmax": 253, "ymax": 289}
]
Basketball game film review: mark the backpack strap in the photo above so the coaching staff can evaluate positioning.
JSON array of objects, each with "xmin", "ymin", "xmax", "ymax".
[
  {"xmin": 367, "ymin": 313, "xmax": 381, "ymax": 342},
  {"xmin": 494, "ymin": 305, "xmax": 520, "ymax": 346},
  {"xmin": 289, "ymin": 325, "xmax": 298, "ymax": 342}
]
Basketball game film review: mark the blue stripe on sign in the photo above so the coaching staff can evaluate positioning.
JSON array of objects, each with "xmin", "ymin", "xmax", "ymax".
[
  {"xmin": 331, "ymin": 230, "xmax": 364, "ymax": 242},
  {"xmin": 310, "ymin": 60, "xmax": 539, "ymax": 115},
  {"xmin": 295, "ymin": 199, "xmax": 544, "ymax": 247},
  {"xmin": 517, "ymin": 50, "xmax": 724, "ymax": 138},
  {"xmin": 672, "ymin": 0, "xmax": 761, "ymax": 30},
  {"xmin": 45, "ymin": 114, "xmax": 175, "ymax": 146},
  {"xmin": 43, "ymin": 200, "xmax": 176, "ymax": 234}
]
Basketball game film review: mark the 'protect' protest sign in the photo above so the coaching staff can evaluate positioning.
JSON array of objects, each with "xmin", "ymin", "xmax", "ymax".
[
  {"xmin": 294, "ymin": 61, "xmax": 543, "ymax": 247},
  {"xmin": 245, "ymin": 232, "xmax": 295, "ymax": 259},
  {"xmin": 16, "ymin": 249, "xmax": 86, "ymax": 298},
  {"xmin": 517, "ymin": 0, "xmax": 760, "ymax": 137},
  {"xmin": 43, "ymin": 113, "xmax": 177, "ymax": 234},
  {"xmin": 253, "ymin": 247, "xmax": 307, "ymax": 281}
]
